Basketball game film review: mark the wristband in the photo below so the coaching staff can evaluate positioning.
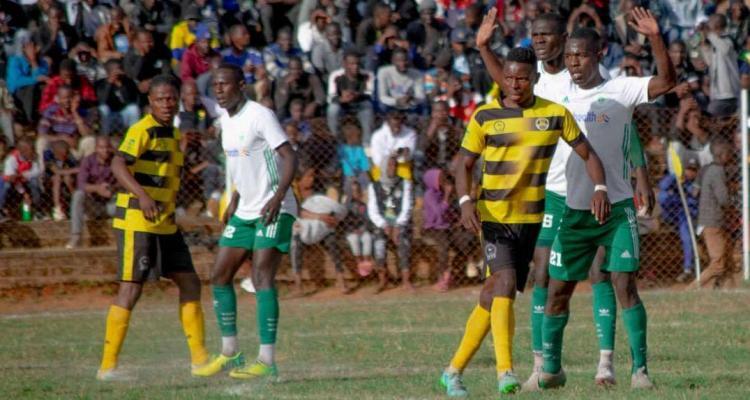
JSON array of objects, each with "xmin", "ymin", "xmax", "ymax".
[
  {"xmin": 458, "ymin": 195, "xmax": 472, "ymax": 206},
  {"xmin": 594, "ymin": 184, "xmax": 608, "ymax": 192}
]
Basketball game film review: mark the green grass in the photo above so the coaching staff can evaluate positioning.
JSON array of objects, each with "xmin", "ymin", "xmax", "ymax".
[{"xmin": 1, "ymin": 287, "xmax": 749, "ymax": 399}]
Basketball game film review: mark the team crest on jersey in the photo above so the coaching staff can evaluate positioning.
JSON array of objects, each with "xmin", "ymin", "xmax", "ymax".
[
  {"xmin": 493, "ymin": 120, "xmax": 505, "ymax": 133},
  {"xmin": 535, "ymin": 118, "xmax": 550, "ymax": 131}
]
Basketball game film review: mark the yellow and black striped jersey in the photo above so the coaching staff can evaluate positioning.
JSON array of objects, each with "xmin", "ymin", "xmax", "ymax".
[
  {"xmin": 461, "ymin": 97, "xmax": 582, "ymax": 224},
  {"xmin": 113, "ymin": 114, "xmax": 183, "ymax": 234}
]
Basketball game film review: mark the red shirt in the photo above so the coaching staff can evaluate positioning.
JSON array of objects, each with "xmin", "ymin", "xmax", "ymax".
[
  {"xmin": 180, "ymin": 44, "xmax": 216, "ymax": 82},
  {"xmin": 39, "ymin": 75, "xmax": 97, "ymax": 113}
]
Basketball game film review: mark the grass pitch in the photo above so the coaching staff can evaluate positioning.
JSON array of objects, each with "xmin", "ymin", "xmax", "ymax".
[{"xmin": 1, "ymin": 286, "xmax": 748, "ymax": 399}]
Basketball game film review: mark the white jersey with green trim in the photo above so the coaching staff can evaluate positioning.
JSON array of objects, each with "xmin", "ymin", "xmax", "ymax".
[
  {"xmin": 219, "ymin": 100, "xmax": 298, "ymax": 220},
  {"xmin": 534, "ymin": 61, "xmax": 611, "ymax": 197},
  {"xmin": 559, "ymin": 76, "xmax": 652, "ymax": 210}
]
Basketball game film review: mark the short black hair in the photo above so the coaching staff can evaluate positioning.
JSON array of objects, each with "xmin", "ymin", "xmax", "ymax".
[
  {"xmin": 374, "ymin": 2, "xmax": 391, "ymax": 13},
  {"xmin": 569, "ymin": 27, "xmax": 602, "ymax": 52},
  {"xmin": 104, "ymin": 58, "xmax": 123, "ymax": 71},
  {"xmin": 229, "ymin": 24, "xmax": 247, "ymax": 36},
  {"xmin": 534, "ymin": 13, "xmax": 567, "ymax": 34},
  {"xmin": 392, "ymin": 47, "xmax": 408, "ymax": 60},
  {"xmin": 59, "ymin": 59, "xmax": 77, "ymax": 73},
  {"xmin": 505, "ymin": 47, "xmax": 537, "ymax": 68},
  {"xmin": 148, "ymin": 74, "xmax": 181, "ymax": 94},
  {"xmin": 215, "ymin": 63, "xmax": 244, "ymax": 82},
  {"xmin": 343, "ymin": 49, "xmax": 361, "ymax": 61}
]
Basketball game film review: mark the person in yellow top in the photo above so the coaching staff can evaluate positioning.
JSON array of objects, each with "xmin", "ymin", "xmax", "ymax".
[
  {"xmin": 169, "ymin": 5, "xmax": 220, "ymax": 65},
  {"xmin": 96, "ymin": 75, "xmax": 210, "ymax": 381},
  {"xmin": 438, "ymin": 43, "xmax": 610, "ymax": 397}
]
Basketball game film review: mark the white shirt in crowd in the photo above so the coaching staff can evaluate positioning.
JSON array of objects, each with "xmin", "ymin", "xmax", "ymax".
[
  {"xmin": 367, "ymin": 180, "xmax": 413, "ymax": 228},
  {"xmin": 219, "ymin": 100, "xmax": 298, "ymax": 220},
  {"xmin": 368, "ymin": 123, "xmax": 417, "ymax": 169}
]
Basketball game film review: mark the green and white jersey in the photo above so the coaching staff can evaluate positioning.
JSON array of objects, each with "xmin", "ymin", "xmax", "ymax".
[
  {"xmin": 220, "ymin": 100, "xmax": 298, "ymax": 220},
  {"xmin": 561, "ymin": 76, "xmax": 652, "ymax": 210}
]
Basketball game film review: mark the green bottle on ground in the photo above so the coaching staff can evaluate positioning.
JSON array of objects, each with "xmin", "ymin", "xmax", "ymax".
[{"xmin": 21, "ymin": 201, "xmax": 32, "ymax": 222}]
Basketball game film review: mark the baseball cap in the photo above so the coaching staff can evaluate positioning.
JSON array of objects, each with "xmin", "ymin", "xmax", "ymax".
[
  {"xmin": 193, "ymin": 23, "xmax": 211, "ymax": 41},
  {"xmin": 686, "ymin": 157, "xmax": 700, "ymax": 169}
]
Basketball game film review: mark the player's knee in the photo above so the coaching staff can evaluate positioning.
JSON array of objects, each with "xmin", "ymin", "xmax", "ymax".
[
  {"xmin": 612, "ymin": 273, "xmax": 640, "ymax": 308},
  {"xmin": 115, "ymin": 282, "xmax": 142, "ymax": 310},
  {"xmin": 252, "ymin": 268, "xmax": 274, "ymax": 290},
  {"xmin": 546, "ymin": 293, "xmax": 570, "ymax": 315}
]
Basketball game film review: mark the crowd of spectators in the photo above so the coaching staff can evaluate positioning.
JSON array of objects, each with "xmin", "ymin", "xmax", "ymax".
[{"xmin": 0, "ymin": 0, "xmax": 748, "ymax": 289}]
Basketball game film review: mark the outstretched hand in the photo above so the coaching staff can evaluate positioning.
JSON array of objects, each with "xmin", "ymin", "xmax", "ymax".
[
  {"xmin": 628, "ymin": 7, "xmax": 660, "ymax": 37},
  {"xmin": 476, "ymin": 7, "xmax": 498, "ymax": 49}
]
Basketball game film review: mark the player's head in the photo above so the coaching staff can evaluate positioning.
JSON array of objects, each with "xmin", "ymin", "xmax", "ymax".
[
  {"xmin": 501, "ymin": 47, "xmax": 538, "ymax": 106},
  {"xmin": 212, "ymin": 63, "xmax": 245, "ymax": 110},
  {"xmin": 565, "ymin": 28, "xmax": 603, "ymax": 87},
  {"xmin": 531, "ymin": 13, "xmax": 567, "ymax": 62},
  {"xmin": 148, "ymin": 75, "xmax": 180, "ymax": 124}
]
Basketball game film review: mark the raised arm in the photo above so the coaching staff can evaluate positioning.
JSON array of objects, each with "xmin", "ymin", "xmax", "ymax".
[
  {"xmin": 628, "ymin": 7, "xmax": 676, "ymax": 100},
  {"xmin": 569, "ymin": 136, "xmax": 610, "ymax": 223},
  {"xmin": 476, "ymin": 7, "xmax": 504, "ymax": 87}
]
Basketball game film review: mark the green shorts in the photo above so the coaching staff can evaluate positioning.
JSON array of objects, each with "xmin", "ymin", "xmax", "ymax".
[
  {"xmin": 535, "ymin": 190, "xmax": 566, "ymax": 247},
  {"xmin": 219, "ymin": 213, "xmax": 295, "ymax": 253},
  {"xmin": 549, "ymin": 199, "xmax": 640, "ymax": 281}
]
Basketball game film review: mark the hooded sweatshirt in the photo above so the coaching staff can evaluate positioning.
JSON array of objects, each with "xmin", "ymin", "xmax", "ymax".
[{"xmin": 422, "ymin": 168, "xmax": 451, "ymax": 230}]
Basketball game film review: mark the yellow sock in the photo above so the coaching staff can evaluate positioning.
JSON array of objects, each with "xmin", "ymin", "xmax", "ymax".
[
  {"xmin": 449, "ymin": 305, "xmax": 491, "ymax": 372},
  {"xmin": 180, "ymin": 301, "xmax": 209, "ymax": 366},
  {"xmin": 491, "ymin": 297, "xmax": 515, "ymax": 373},
  {"xmin": 100, "ymin": 305, "xmax": 131, "ymax": 371}
]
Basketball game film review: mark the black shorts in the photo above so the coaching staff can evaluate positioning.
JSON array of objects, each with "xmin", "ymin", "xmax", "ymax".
[
  {"xmin": 115, "ymin": 229, "xmax": 195, "ymax": 282},
  {"xmin": 481, "ymin": 222, "xmax": 541, "ymax": 291}
]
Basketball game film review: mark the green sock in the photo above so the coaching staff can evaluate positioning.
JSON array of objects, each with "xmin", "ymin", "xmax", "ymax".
[
  {"xmin": 212, "ymin": 285, "xmax": 237, "ymax": 337},
  {"xmin": 592, "ymin": 281, "xmax": 616, "ymax": 351},
  {"xmin": 531, "ymin": 286, "xmax": 548, "ymax": 353},
  {"xmin": 542, "ymin": 313, "xmax": 569, "ymax": 374},
  {"xmin": 256, "ymin": 288, "xmax": 279, "ymax": 345},
  {"xmin": 622, "ymin": 302, "xmax": 648, "ymax": 373}
]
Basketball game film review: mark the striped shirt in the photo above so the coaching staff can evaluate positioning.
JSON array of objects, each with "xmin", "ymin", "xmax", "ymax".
[
  {"xmin": 461, "ymin": 97, "xmax": 582, "ymax": 224},
  {"xmin": 113, "ymin": 114, "xmax": 183, "ymax": 234}
]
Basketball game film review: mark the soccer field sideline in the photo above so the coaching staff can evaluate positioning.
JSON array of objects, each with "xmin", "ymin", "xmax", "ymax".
[{"xmin": 2, "ymin": 287, "xmax": 749, "ymax": 399}]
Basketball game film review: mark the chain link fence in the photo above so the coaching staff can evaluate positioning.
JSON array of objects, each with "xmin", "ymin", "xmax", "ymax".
[{"xmin": 0, "ymin": 104, "xmax": 743, "ymax": 290}]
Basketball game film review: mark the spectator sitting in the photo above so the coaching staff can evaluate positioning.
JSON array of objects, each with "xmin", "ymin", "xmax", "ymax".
[
  {"xmin": 273, "ymin": 56, "xmax": 325, "ymax": 120},
  {"xmin": 406, "ymin": 0, "xmax": 447, "ymax": 68},
  {"xmin": 365, "ymin": 24, "xmax": 409, "ymax": 72},
  {"xmin": 701, "ymin": 13, "xmax": 741, "ymax": 117},
  {"xmin": 338, "ymin": 121, "xmax": 370, "ymax": 198},
  {"xmin": 44, "ymin": 140, "xmax": 79, "ymax": 221},
  {"xmin": 658, "ymin": 157, "xmax": 700, "ymax": 283},
  {"xmin": 220, "ymin": 24, "xmax": 264, "ymax": 84},
  {"xmin": 0, "ymin": 81, "xmax": 16, "ymax": 147},
  {"xmin": 69, "ymin": 42, "xmax": 106, "ymax": 84},
  {"xmin": 94, "ymin": 6, "xmax": 132, "ymax": 63},
  {"xmin": 283, "ymin": 99, "xmax": 312, "ymax": 141},
  {"xmin": 661, "ymin": 40, "xmax": 700, "ymax": 108},
  {"xmin": 180, "ymin": 23, "xmax": 219, "ymax": 83},
  {"xmin": 0, "ymin": 138, "xmax": 42, "ymax": 220},
  {"xmin": 34, "ymin": 6, "xmax": 78, "ymax": 65},
  {"xmin": 297, "ymin": 8, "xmax": 330, "ymax": 54},
  {"xmin": 442, "ymin": 74, "xmax": 481, "ymax": 125},
  {"xmin": 66, "ymin": 135, "xmax": 116, "ymax": 248},
  {"xmin": 355, "ymin": 1, "xmax": 392, "ymax": 53},
  {"xmin": 263, "ymin": 27, "xmax": 312, "ymax": 80},
  {"xmin": 326, "ymin": 51, "xmax": 375, "ymax": 140},
  {"xmin": 37, "ymin": 85, "xmax": 94, "ymax": 163},
  {"xmin": 65, "ymin": 0, "xmax": 111, "ymax": 42},
  {"xmin": 444, "ymin": 26, "xmax": 490, "ymax": 96},
  {"xmin": 123, "ymin": 29, "xmax": 171, "ymax": 98},
  {"xmin": 421, "ymin": 167, "xmax": 476, "ymax": 292},
  {"xmin": 6, "ymin": 33, "xmax": 49, "ymax": 123},
  {"xmin": 290, "ymin": 192, "xmax": 350, "ymax": 295},
  {"xmin": 174, "ymin": 80, "xmax": 221, "ymax": 136},
  {"xmin": 695, "ymin": 139, "xmax": 737, "ymax": 288},
  {"xmin": 376, "ymin": 48, "xmax": 426, "ymax": 116},
  {"xmin": 169, "ymin": 5, "xmax": 203, "ymax": 65},
  {"xmin": 39, "ymin": 59, "xmax": 97, "ymax": 113},
  {"xmin": 419, "ymin": 100, "xmax": 461, "ymax": 170},
  {"xmin": 130, "ymin": 0, "xmax": 178, "ymax": 44},
  {"xmin": 368, "ymin": 155, "xmax": 414, "ymax": 292},
  {"xmin": 727, "ymin": 0, "xmax": 750, "ymax": 51},
  {"xmin": 369, "ymin": 110, "xmax": 417, "ymax": 181},
  {"xmin": 311, "ymin": 22, "xmax": 345, "ymax": 83},
  {"xmin": 95, "ymin": 59, "xmax": 140, "ymax": 135},
  {"xmin": 343, "ymin": 180, "xmax": 375, "ymax": 278}
]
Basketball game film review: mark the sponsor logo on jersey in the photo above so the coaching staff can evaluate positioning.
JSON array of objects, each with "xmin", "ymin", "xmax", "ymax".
[
  {"xmin": 621, "ymin": 249, "xmax": 632, "ymax": 259},
  {"xmin": 572, "ymin": 111, "xmax": 610, "ymax": 124},
  {"xmin": 598, "ymin": 308, "xmax": 611, "ymax": 317},
  {"xmin": 485, "ymin": 243, "xmax": 497, "ymax": 261},
  {"xmin": 533, "ymin": 305, "xmax": 545, "ymax": 313}
]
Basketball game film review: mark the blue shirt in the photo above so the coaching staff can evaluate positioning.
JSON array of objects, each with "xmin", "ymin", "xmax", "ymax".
[
  {"xmin": 337, "ymin": 144, "xmax": 370, "ymax": 177},
  {"xmin": 221, "ymin": 47, "xmax": 264, "ymax": 83},
  {"xmin": 6, "ymin": 55, "xmax": 49, "ymax": 93}
]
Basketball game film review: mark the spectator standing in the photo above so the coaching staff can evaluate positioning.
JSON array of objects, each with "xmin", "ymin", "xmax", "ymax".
[
  {"xmin": 337, "ymin": 121, "xmax": 370, "ymax": 197},
  {"xmin": 702, "ymin": 13, "xmax": 741, "ymax": 117},
  {"xmin": 696, "ymin": 139, "xmax": 737, "ymax": 288},
  {"xmin": 368, "ymin": 155, "xmax": 414, "ymax": 292},
  {"xmin": 6, "ymin": 34, "xmax": 49, "ymax": 123},
  {"xmin": 658, "ymin": 158, "xmax": 700, "ymax": 283},
  {"xmin": 67, "ymin": 135, "xmax": 117, "ymax": 249},
  {"xmin": 376, "ymin": 49, "xmax": 426, "ymax": 115},
  {"xmin": 326, "ymin": 51, "xmax": 375, "ymax": 140},
  {"xmin": 44, "ymin": 140, "xmax": 79, "ymax": 221},
  {"xmin": 95, "ymin": 59, "xmax": 140, "ymax": 135}
]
